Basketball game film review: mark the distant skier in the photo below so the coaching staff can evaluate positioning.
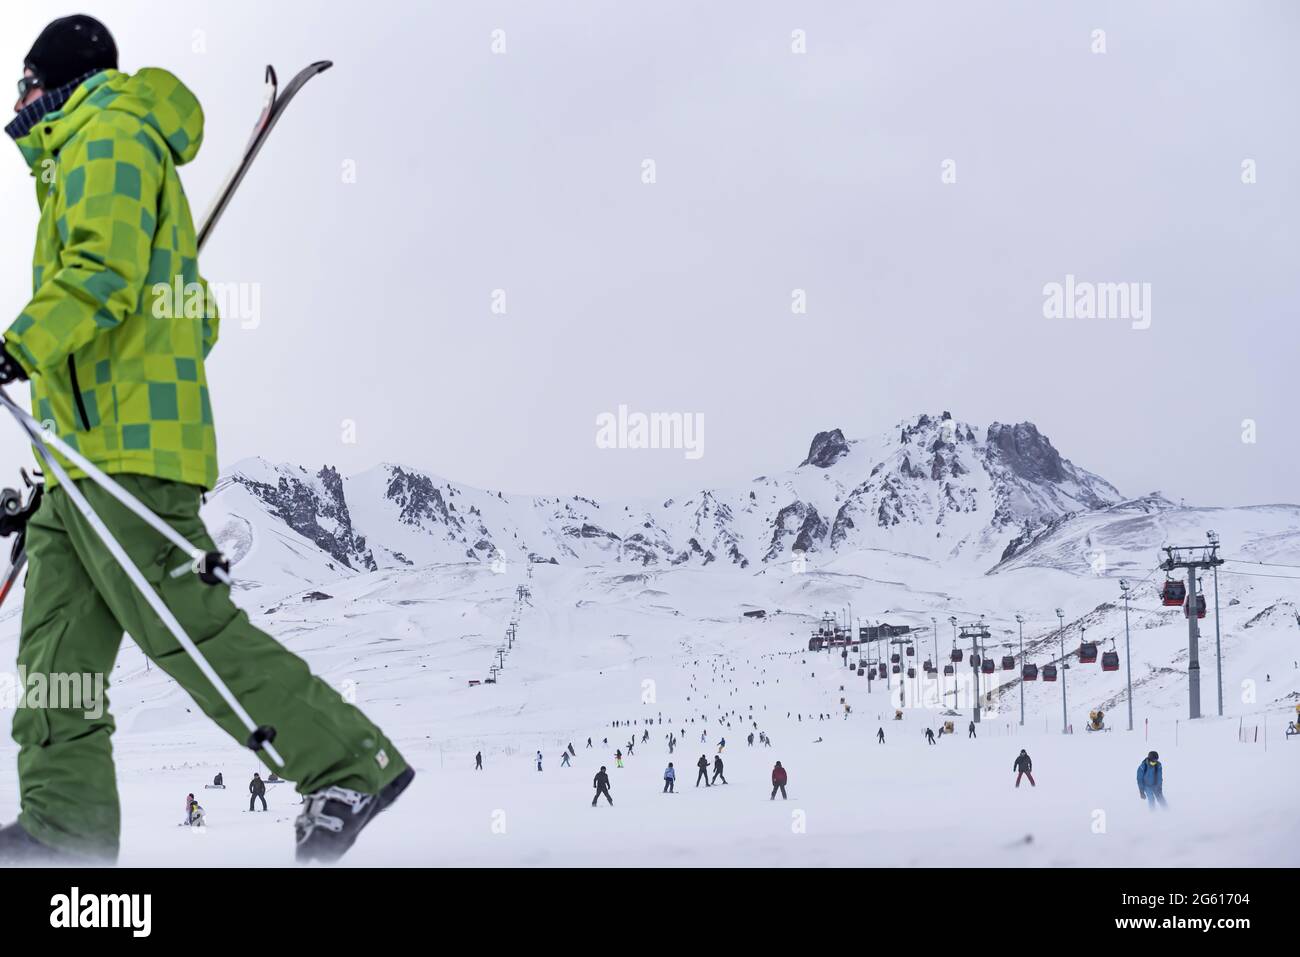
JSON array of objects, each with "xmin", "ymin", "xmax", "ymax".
[
  {"xmin": 711, "ymin": 755, "xmax": 727, "ymax": 785},
  {"xmin": 1136, "ymin": 751, "xmax": 1167, "ymax": 810},
  {"xmin": 592, "ymin": 767, "xmax": 613, "ymax": 806},
  {"xmin": 568, "ymin": 742, "xmax": 576, "ymax": 756},
  {"xmin": 717, "ymin": 737, "xmax": 726, "ymax": 753},
  {"xmin": 189, "ymin": 800, "xmax": 205, "ymax": 828},
  {"xmin": 586, "ymin": 738, "xmax": 592, "ymax": 749},
  {"xmin": 696, "ymin": 755, "xmax": 710, "ymax": 787},
  {"xmin": 183, "ymin": 793, "xmax": 196, "ymax": 826},
  {"xmin": 615, "ymin": 749, "xmax": 623, "ymax": 768},
  {"xmin": 249, "ymin": 773, "xmax": 267, "ymax": 812},
  {"xmin": 876, "ymin": 727, "xmax": 885, "ymax": 744},
  {"xmin": 536, "ymin": 751, "xmax": 543, "ymax": 772},
  {"xmin": 747, "ymin": 732, "xmax": 754, "ymax": 746},
  {"xmin": 1013, "ymin": 750, "xmax": 1035, "ymax": 788},
  {"xmin": 642, "ymin": 730, "xmax": 649, "ymax": 744},
  {"xmin": 212, "ymin": 772, "xmax": 224, "ymax": 788},
  {"xmin": 968, "ymin": 721, "xmax": 977, "ymax": 739},
  {"xmin": 770, "ymin": 762, "xmax": 788, "ymax": 801},
  {"xmin": 663, "ymin": 763, "xmax": 676, "ymax": 793},
  {"xmin": 924, "ymin": 728, "xmax": 936, "ymax": 745},
  {"xmin": 475, "ymin": 751, "xmax": 483, "ymax": 770},
  {"xmin": 561, "ymin": 751, "xmax": 571, "ymax": 767}
]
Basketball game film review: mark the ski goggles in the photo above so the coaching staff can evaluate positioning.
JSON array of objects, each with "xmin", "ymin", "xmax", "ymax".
[{"xmin": 16, "ymin": 73, "xmax": 42, "ymax": 100}]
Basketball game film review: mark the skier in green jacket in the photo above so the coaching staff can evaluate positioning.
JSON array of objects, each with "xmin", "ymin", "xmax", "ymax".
[{"xmin": 0, "ymin": 15, "xmax": 413, "ymax": 864}]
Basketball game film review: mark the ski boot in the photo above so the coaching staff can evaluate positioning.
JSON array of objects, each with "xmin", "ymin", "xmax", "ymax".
[
  {"xmin": 295, "ymin": 767, "xmax": 415, "ymax": 863},
  {"xmin": 0, "ymin": 822, "xmax": 85, "ymax": 865}
]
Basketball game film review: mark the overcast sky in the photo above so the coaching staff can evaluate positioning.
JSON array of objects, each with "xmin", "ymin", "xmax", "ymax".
[{"xmin": 1, "ymin": 1, "xmax": 1296, "ymax": 507}]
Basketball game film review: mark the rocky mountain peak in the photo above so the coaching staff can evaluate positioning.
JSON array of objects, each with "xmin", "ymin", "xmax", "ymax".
[
  {"xmin": 986, "ymin": 421, "xmax": 1068, "ymax": 485},
  {"xmin": 801, "ymin": 429, "xmax": 849, "ymax": 468}
]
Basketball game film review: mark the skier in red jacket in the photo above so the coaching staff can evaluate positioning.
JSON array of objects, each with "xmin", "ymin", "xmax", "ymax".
[{"xmin": 770, "ymin": 761, "xmax": 788, "ymax": 800}]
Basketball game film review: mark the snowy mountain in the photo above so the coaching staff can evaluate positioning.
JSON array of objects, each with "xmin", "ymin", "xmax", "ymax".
[{"xmin": 209, "ymin": 412, "xmax": 1126, "ymax": 578}]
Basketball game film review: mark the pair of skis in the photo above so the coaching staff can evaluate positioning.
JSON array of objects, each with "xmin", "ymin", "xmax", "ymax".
[{"xmin": 0, "ymin": 60, "xmax": 333, "ymax": 764}]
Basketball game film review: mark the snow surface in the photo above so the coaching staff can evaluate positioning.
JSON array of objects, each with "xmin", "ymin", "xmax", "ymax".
[{"xmin": 1, "ymin": 535, "xmax": 1296, "ymax": 867}]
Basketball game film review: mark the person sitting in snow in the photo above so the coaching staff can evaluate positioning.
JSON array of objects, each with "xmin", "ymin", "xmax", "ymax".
[{"xmin": 189, "ymin": 801, "xmax": 205, "ymax": 827}]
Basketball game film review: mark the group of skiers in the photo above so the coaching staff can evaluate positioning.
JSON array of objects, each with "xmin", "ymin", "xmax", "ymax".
[
  {"xmin": 178, "ymin": 772, "xmax": 275, "ymax": 827},
  {"xmin": 592, "ymin": 758, "xmax": 787, "ymax": 804}
]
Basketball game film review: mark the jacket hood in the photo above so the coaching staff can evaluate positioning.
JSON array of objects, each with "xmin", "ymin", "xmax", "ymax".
[{"xmin": 13, "ymin": 67, "xmax": 204, "ymax": 176}]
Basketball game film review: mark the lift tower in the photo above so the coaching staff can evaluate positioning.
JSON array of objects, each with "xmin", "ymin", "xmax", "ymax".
[{"xmin": 1160, "ymin": 542, "xmax": 1224, "ymax": 719}]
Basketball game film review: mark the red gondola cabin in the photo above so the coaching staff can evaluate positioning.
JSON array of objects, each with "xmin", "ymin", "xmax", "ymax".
[{"xmin": 1160, "ymin": 580, "xmax": 1186, "ymax": 606}]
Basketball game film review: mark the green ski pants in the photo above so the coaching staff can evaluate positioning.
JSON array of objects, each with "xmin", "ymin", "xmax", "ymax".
[{"xmin": 11, "ymin": 474, "xmax": 407, "ymax": 859}]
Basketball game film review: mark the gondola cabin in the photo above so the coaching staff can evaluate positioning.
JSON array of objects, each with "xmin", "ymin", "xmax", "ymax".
[
  {"xmin": 1022, "ymin": 663, "xmax": 1038, "ymax": 681},
  {"xmin": 1160, "ymin": 580, "xmax": 1186, "ymax": 606},
  {"xmin": 950, "ymin": 648, "xmax": 963, "ymax": 663},
  {"xmin": 1184, "ymin": 595, "xmax": 1207, "ymax": 619},
  {"xmin": 1042, "ymin": 664, "xmax": 1058, "ymax": 681},
  {"xmin": 877, "ymin": 664, "xmax": 887, "ymax": 678},
  {"xmin": 907, "ymin": 667, "xmax": 916, "ymax": 678},
  {"xmin": 891, "ymin": 665, "xmax": 901, "ymax": 674},
  {"xmin": 1001, "ymin": 655, "xmax": 1015, "ymax": 671},
  {"xmin": 980, "ymin": 658, "xmax": 995, "ymax": 675},
  {"xmin": 1079, "ymin": 641, "xmax": 1098, "ymax": 664},
  {"xmin": 943, "ymin": 664, "xmax": 955, "ymax": 676},
  {"xmin": 1101, "ymin": 650, "xmax": 1120, "ymax": 672}
]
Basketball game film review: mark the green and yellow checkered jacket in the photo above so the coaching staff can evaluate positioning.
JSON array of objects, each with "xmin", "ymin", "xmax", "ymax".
[{"xmin": 5, "ymin": 68, "xmax": 220, "ymax": 490}]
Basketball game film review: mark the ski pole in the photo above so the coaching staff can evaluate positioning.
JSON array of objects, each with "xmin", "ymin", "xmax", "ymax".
[{"xmin": 0, "ymin": 390, "xmax": 284, "ymax": 768}]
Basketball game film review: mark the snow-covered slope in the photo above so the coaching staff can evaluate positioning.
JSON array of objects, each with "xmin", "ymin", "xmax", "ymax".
[{"xmin": 1, "ymin": 411, "xmax": 1296, "ymax": 868}]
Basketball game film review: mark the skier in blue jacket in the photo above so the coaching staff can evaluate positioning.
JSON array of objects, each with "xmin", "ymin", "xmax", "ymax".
[
  {"xmin": 663, "ymin": 762, "xmax": 676, "ymax": 793},
  {"xmin": 1136, "ymin": 751, "xmax": 1167, "ymax": 809}
]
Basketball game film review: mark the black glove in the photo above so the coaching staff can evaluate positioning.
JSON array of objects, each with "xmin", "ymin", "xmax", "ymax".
[{"xmin": 0, "ymin": 344, "xmax": 28, "ymax": 385}]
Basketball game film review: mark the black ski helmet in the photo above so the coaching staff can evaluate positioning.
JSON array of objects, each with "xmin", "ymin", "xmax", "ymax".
[
  {"xmin": 24, "ymin": 14, "xmax": 117, "ymax": 90},
  {"xmin": 1148, "ymin": 750, "xmax": 1159, "ymax": 761}
]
